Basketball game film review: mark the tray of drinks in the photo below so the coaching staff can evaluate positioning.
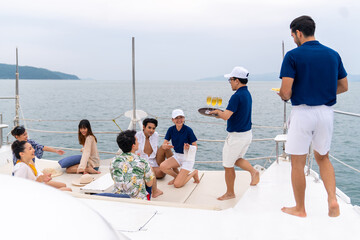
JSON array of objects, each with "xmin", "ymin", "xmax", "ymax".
[
  {"xmin": 199, "ymin": 96, "xmax": 223, "ymax": 117},
  {"xmin": 198, "ymin": 108, "xmax": 222, "ymax": 117}
]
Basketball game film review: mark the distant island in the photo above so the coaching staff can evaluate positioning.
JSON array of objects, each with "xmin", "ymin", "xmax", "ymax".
[
  {"xmin": 198, "ymin": 72, "xmax": 360, "ymax": 82},
  {"xmin": 0, "ymin": 63, "xmax": 80, "ymax": 80}
]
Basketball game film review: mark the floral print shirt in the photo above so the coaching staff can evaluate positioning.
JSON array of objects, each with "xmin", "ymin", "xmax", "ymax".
[
  {"xmin": 110, "ymin": 152, "xmax": 154, "ymax": 200},
  {"xmin": 12, "ymin": 139, "xmax": 44, "ymax": 165}
]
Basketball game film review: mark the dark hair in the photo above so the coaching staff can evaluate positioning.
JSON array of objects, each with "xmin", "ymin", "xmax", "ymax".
[
  {"xmin": 78, "ymin": 119, "xmax": 97, "ymax": 145},
  {"xmin": 143, "ymin": 118, "xmax": 158, "ymax": 128},
  {"xmin": 233, "ymin": 77, "xmax": 248, "ymax": 85},
  {"xmin": 11, "ymin": 140, "xmax": 27, "ymax": 160},
  {"xmin": 116, "ymin": 130, "xmax": 136, "ymax": 153},
  {"xmin": 290, "ymin": 15, "xmax": 315, "ymax": 37},
  {"xmin": 11, "ymin": 126, "xmax": 26, "ymax": 137}
]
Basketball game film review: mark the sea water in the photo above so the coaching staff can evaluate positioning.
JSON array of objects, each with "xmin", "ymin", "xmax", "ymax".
[{"xmin": 0, "ymin": 79, "xmax": 359, "ymax": 205}]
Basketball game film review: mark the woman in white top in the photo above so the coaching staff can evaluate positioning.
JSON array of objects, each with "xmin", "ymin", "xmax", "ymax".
[
  {"xmin": 12, "ymin": 140, "xmax": 71, "ymax": 191},
  {"xmin": 61, "ymin": 119, "xmax": 101, "ymax": 174}
]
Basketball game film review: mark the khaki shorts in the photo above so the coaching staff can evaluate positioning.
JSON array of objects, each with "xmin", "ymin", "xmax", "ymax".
[
  {"xmin": 222, "ymin": 130, "xmax": 252, "ymax": 168},
  {"xmin": 285, "ymin": 105, "xmax": 333, "ymax": 155}
]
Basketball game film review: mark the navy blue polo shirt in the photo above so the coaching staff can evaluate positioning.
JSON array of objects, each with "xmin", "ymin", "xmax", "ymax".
[
  {"xmin": 164, "ymin": 124, "xmax": 197, "ymax": 154},
  {"xmin": 226, "ymin": 86, "xmax": 252, "ymax": 133},
  {"xmin": 280, "ymin": 41, "xmax": 347, "ymax": 106}
]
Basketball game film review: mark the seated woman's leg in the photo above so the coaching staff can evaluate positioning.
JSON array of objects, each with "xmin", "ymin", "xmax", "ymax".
[
  {"xmin": 66, "ymin": 164, "xmax": 79, "ymax": 173},
  {"xmin": 85, "ymin": 166, "xmax": 101, "ymax": 174},
  {"xmin": 159, "ymin": 157, "xmax": 180, "ymax": 185},
  {"xmin": 173, "ymin": 169, "xmax": 200, "ymax": 188},
  {"xmin": 46, "ymin": 180, "xmax": 66, "ymax": 188}
]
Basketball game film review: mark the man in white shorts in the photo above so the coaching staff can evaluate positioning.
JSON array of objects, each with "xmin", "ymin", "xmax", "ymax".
[
  {"xmin": 211, "ymin": 66, "xmax": 260, "ymax": 201},
  {"xmin": 135, "ymin": 118, "xmax": 173, "ymax": 198},
  {"xmin": 279, "ymin": 16, "xmax": 348, "ymax": 217}
]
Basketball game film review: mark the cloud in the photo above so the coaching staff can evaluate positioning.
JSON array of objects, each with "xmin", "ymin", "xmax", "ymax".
[{"xmin": 1, "ymin": 0, "xmax": 359, "ymax": 80}]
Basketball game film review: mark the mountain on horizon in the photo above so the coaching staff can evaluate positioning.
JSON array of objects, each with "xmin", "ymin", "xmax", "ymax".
[{"xmin": 0, "ymin": 63, "xmax": 80, "ymax": 80}]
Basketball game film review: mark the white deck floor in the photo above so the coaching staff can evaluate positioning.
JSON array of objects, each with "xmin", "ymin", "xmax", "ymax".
[
  {"xmin": 1, "ymin": 146, "xmax": 360, "ymax": 239},
  {"xmin": 0, "ymin": 154, "xmax": 252, "ymax": 210}
]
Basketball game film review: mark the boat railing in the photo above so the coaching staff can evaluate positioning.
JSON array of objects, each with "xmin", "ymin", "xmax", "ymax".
[
  {"xmin": 2, "ymin": 109, "xmax": 360, "ymax": 174},
  {"xmin": 305, "ymin": 109, "xmax": 360, "ymax": 176},
  {"xmin": 0, "ymin": 111, "xmax": 279, "ymax": 167}
]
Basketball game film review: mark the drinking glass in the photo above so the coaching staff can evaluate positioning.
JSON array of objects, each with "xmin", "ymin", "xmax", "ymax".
[
  {"xmin": 211, "ymin": 97, "xmax": 218, "ymax": 107},
  {"xmin": 206, "ymin": 96, "xmax": 212, "ymax": 106},
  {"xmin": 218, "ymin": 97, "xmax": 222, "ymax": 107}
]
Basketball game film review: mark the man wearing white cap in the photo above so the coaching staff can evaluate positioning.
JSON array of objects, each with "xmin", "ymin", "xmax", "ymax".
[
  {"xmin": 160, "ymin": 109, "xmax": 200, "ymax": 188},
  {"xmin": 211, "ymin": 66, "xmax": 259, "ymax": 201}
]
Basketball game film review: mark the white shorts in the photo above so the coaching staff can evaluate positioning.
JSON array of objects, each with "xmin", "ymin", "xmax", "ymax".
[
  {"xmin": 173, "ymin": 153, "xmax": 195, "ymax": 172},
  {"xmin": 222, "ymin": 130, "xmax": 252, "ymax": 168},
  {"xmin": 148, "ymin": 158, "xmax": 159, "ymax": 168},
  {"xmin": 285, "ymin": 105, "xmax": 333, "ymax": 155}
]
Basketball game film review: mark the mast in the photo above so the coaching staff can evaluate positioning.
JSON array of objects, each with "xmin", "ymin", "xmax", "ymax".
[
  {"xmin": 131, "ymin": 37, "xmax": 137, "ymax": 130},
  {"xmin": 15, "ymin": 47, "xmax": 20, "ymax": 127}
]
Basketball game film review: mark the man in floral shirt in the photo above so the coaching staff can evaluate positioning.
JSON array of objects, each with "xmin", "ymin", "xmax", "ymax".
[{"xmin": 111, "ymin": 130, "xmax": 154, "ymax": 200}]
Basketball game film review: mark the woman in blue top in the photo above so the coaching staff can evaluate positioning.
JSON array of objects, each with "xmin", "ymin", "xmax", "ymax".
[{"xmin": 159, "ymin": 109, "xmax": 200, "ymax": 188}]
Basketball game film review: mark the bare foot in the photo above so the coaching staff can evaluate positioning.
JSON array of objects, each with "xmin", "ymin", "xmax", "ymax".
[
  {"xmin": 281, "ymin": 206, "xmax": 307, "ymax": 217},
  {"xmin": 152, "ymin": 188, "xmax": 163, "ymax": 198},
  {"xmin": 87, "ymin": 167, "xmax": 101, "ymax": 174},
  {"xmin": 328, "ymin": 200, "xmax": 340, "ymax": 217},
  {"xmin": 168, "ymin": 179, "xmax": 175, "ymax": 185},
  {"xmin": 193, "ymin": 170, "xmax": 200, "ymax": 183},
  {"xmin": 250, "ymin": 171, "xmax": 260, "ymax": 186},
  {"xmin": 217, "ymin": 193, "xmax": 235, "ymax": 201}
]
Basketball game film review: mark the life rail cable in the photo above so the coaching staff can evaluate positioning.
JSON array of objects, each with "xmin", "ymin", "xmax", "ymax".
[
  {"xmin": 333, "ymin": 110, "xmax": 360, "ymax": 118},
  {"xmin": 47, "ymin": 145, "xmax": 276, "ymax": 162},
  {"xmin": 26, "ymin": 127, "xmax": 274, "ymax": 142},
  {"xmin": 329, "ymin": 154, "xmax": 360, "ymax": 174},
  {"xmin": 19, "ymin": 112, "xmax": 283, "ymax": 130}
]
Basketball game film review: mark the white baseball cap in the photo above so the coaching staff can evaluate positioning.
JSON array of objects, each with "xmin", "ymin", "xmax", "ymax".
[
  {"xmin": 172, "ymin": 109, "xmax": 185, "ymax": 118},
  {"xmin": 224, "ymin": 66, "xmax": 249, "ymax": 79}
]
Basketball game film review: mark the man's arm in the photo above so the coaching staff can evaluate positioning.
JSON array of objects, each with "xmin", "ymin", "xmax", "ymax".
[
  {"xmin": 145, "ymin": 177, "xmax": 154, "ymax": 187},
  {"xmin": 144, "ymin": 161, "xmax": 154, "ymax": 187},
  {"xmin": 161, "ymin": 139, "xmax": 174, "ymax": 150},
  {"xmin": 337, "ymin": 77, "xmax": 348, "ymax": 94},
  {"xmin": 210, "ymin": 109, "xmax": 233, "ymax": 121},
  {"xmin": 43, "ymin": 146, "xmax": 65, "ymax": 155},
  {"xmin": 279, "ymin": 77, "xmax": 294, "ymax": 101}
]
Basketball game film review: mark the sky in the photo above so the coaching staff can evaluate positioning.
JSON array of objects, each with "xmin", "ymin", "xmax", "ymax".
[{"xmin": 0, "ymin": 0, "xmax": 359, "ymax": 80}]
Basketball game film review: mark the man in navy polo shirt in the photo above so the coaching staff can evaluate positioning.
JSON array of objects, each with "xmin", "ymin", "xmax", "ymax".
[
  {"xmin": 211, "ymin": 66, "xmax": 260, "ymax": 201},
  {"xmin": 279, "ymin": 15, "xmax": 348, "ymax": 218}
]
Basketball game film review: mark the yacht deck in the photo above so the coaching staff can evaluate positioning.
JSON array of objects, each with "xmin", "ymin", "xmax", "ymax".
[{"xmin": 0, "ymin": 154, "xmax": 252, "ymax": 210}]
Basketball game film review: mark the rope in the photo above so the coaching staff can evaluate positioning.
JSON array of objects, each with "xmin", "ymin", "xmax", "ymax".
[
  {"xmin": 19, "ymin": 112, "xmax": 281, "ymax": 130},
  {"xmin": 27, "ymin": 128, "xmax": 119, "ymax": 134},
  {"xmin": 147, "ymin": 113, "xmax": 282, "ymax": 129},
  {"xmin": 329, "ymin": 154, "xmax": 360, "ymax": 174},
  {"xmin": 334, "ymin": 110, "xmax": 360, "ymax": 118},
  {"xmin": 20, "ymin": 118, "xmax": 114, "ymax": 122},
  {"xmin": 21, "ymin": 113, "xmax": 125, "ymax": 122},
  {"xmin": 48, "ymin": 146, "xmax": 117, "ymax": 155},
  {"xmin": 27, "ymin": 128, "xmax": 276, "ymax": 143},
  {"xmin": 195, "ymin": 156, "xmax": 276, "ymax": 164}
]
